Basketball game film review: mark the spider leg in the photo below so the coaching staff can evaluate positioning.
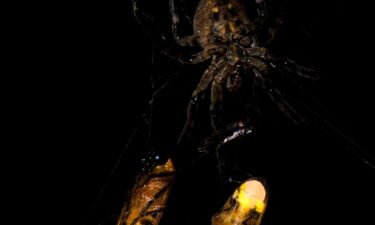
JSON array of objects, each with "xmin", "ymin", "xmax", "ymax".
[
  {"xmin": 169, "ymin": 0, "xmax": 198, "ymax": 47},
  {"xmin": 210, "ymin": 65, "xmax": 231, "ymax": 131},
  {"xmin": 162, "ymin": 44, "xmax": 223, "ymax": 64},
  {"xmin": 178, "ymin": 59, "xmax": 225, "ymax": 144},
  {"xmin": 281, "ymin": 58, "xmax": 319, "ymax": 80},
  {"xmin": 246, "ymin": 46, "xmax": 269, "ymax": 59},
  {"xmin": 269, "ymin": 56, "xmax": 319, "ymax": 80},
  {"xmin": 246, "ymin": 47, "xmax": 318, "ymax": 80},
  {"xmin": 253, "ymin": 68, "xmax": 306, "ymax": 124}
]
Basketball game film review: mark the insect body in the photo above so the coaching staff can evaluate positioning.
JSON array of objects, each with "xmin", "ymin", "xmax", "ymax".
[
  {"xmin": 212, "ymin": 178, "xmax": 268, "ymax": 225},
  {"xmin": 116, "ymin": 159, "xmax": 175, "ymax": 225}
]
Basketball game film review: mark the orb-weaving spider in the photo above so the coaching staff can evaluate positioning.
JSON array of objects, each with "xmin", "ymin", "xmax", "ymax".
[{"xmin": 165, "ymin": 0, "xmax": 317, "ymax": 144}]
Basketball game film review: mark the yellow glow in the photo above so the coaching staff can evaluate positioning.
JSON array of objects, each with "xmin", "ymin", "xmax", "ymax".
[
  {"xmin": 238, "ymin": 191, "xmax": 265, "ymax": 213},
  {"xmin": 212, "ymin": 179, "xmax": 268, "ymax": 225},
  {"xmin": 212, "ymin": 7, "xmax": 219, "ymax": 13},
  {"xmin": 237, "ymin": 180, "xmax": 266, "ymax": 213},
  {"xmin": 227, "ymin": 3, "xmax": 233, "ymax": 9}
]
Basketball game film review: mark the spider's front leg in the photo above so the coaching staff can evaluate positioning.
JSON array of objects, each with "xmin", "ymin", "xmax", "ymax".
[
  {"xmin": 162, "ymin": 44, "xmax": 221, "ymax": 65},
  {"xmin": 210, "ymin": 64, "xmax": 232, "ymax": 131},
  {"xmin": 169, "ymin": 0, "xmax": 197, "ymax": 47},
  {"xmin": 178, "ymin": 59, "xmax": 225, "ymax": 144}
]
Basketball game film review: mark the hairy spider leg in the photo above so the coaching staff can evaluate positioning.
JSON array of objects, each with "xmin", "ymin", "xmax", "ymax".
[
  {"xmin": 210, "ymin": 63, "xmax": 231, "ymax": 131},
  {"xmin": 178, "ymin": 58, "xmax": 226, "ymax": 144}
]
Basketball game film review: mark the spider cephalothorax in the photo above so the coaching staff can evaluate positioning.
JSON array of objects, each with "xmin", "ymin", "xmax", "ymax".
[{"xmin": 168, "ymin": 0, "xmax": 316, "ymax": 143}]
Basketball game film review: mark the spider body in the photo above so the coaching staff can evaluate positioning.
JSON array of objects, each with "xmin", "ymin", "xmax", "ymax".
[{"xmin": 168, "ymin": 0, "xmax": 316, "ymax": 143}]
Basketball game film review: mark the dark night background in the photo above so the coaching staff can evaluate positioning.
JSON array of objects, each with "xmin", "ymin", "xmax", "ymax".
[{"xmin": 35, "ymin": 0, "xmax": 375, "ymax": 225}]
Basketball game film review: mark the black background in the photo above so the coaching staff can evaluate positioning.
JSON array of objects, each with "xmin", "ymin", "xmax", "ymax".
[{"xmin": 34, "ymin": 0, "xmax": 375, "ymax": 225}]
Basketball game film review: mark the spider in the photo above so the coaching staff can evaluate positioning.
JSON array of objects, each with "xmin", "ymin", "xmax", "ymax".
[{"xmin": 165, "ymin": 0, "xmax": 317, "ymax": 144}]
